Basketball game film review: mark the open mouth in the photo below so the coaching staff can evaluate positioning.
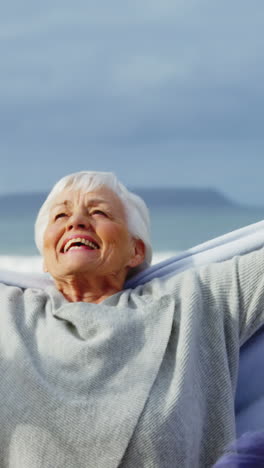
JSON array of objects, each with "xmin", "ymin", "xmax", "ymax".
[{"xmin": 62, "ymin": 237, "xmax": 100, "ymax": 253}]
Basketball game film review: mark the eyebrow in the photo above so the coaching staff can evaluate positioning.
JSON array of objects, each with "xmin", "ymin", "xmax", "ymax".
[{"xmin": 51, "ymin": 201, "xmax": 70, "ymax": 211}]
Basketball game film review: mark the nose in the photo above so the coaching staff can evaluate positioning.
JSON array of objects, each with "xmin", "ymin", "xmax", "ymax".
[{"xmin": 66, "ymin": 211, "xmax": 93, "ymax": 231}]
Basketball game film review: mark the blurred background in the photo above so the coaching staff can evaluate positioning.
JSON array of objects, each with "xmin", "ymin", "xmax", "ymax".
[{"xmin": 0, "ymin": 0, "xmax": 264, "ymax": 271}]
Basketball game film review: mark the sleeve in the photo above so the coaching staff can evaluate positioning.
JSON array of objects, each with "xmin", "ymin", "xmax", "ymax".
[{"xmin": 197, "ymin": 246, "xmax": 264, "ymax": 345}]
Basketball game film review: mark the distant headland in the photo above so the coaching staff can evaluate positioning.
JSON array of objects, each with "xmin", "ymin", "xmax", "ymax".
[{"xmin": 132, "ymin": 188, "xmax": 239, "ymax": 208}]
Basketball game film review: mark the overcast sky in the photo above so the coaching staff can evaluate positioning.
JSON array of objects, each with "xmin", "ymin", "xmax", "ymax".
[{"xmin": 1, "ymin": 0, "xmax": 264, "ymax": 204}]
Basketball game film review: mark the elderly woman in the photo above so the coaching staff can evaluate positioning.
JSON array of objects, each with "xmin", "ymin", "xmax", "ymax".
[{"xmin": 1, "ymin": 170, "xmax": 264, "ymax": 468}]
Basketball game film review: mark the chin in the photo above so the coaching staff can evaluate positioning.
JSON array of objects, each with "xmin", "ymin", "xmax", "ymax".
[{"xmin": 60, "ymin": 260, "xmax": 96, "ymax": 275}]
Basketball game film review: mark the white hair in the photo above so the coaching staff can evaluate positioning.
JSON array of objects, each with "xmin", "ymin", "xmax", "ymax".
[{"xmin": 35, "ymin": 171, "xmax": 152, "ymax": 274}]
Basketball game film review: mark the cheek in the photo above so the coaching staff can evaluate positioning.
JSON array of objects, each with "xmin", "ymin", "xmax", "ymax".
[
  {"xmin": 99, "ymin": 223, "xmax": 131, "ymax": 246},
  {"xmin": 43, "ymin": 225, "xmax": 61, "ymax": 249}
]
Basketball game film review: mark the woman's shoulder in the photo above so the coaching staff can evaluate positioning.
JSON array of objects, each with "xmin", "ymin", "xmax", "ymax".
[
  {"xmin": 135, "ymin": 247, "xmax": 263, "ymax": 297},
  {"xmin": 134, "ymin": 268, "xmax": 199, "ymax": 301},
  {"xmin": 135, "ymin": 255, "xmax": 241, "ymax": 302}
]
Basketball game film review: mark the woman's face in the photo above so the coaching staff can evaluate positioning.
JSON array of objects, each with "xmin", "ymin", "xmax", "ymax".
[{"xmin": 43, "ymin": 186, "xmax": 143, "ymax": 280}]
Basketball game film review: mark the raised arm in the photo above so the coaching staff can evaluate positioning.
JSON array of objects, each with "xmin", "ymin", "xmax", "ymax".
[{"xmin": 197, "ymin": 247, "xmax": 264, "ymax": 345}]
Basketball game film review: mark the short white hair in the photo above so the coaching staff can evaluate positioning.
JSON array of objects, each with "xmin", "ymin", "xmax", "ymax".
[{"xmin": 35, "ymin": 171, "xmax": 152, "ymax": 274}]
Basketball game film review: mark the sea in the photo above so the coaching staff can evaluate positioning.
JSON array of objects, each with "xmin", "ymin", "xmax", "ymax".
[{"xmin": 0, "ymin": 189, "xmax": 264, "ymax": 273}]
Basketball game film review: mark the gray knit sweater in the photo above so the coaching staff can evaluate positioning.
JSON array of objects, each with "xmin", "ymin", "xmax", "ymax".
[{"xmin": 0, "ymin": 248, "xmax": 264, "ymax": 468}]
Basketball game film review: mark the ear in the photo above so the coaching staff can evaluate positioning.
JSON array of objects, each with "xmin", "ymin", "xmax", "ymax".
[{"xmin": 127, "ymin": 238, "xmax": 146, "ymax": 268}]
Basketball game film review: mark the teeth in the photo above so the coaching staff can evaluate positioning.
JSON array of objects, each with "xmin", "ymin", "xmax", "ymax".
[{"xmin": 64, "ymin": 237, "xmax": 99, "ymax": 252}]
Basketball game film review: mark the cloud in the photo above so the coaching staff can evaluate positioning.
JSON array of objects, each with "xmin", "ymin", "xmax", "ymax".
[{"xmin": 0, "ymin": 0, "xmax": 264, "ymax": 201}]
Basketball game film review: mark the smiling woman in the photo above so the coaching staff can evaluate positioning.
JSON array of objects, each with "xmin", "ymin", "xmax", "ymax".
[
  {"xmin": 1, "ymin": 170, "xmax": 264, "ymax": 468},
  {"xmin": 41, "ymin": 185, "xmax": 146, "ymax": 303}
]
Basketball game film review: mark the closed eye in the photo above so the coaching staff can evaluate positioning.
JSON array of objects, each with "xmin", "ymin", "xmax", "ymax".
[
  {"xmin": 54, "ymin": 212, "xmax": 67, "ymax": 220},
  {"xmin": 91, "ymin": 210, "xmax": 108, "ymax": 217}
]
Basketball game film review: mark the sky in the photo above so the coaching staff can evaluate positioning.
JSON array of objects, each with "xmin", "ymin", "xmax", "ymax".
[{"xmin": 1, "ymin": 0, "xmax": 264, "ymax": 205}]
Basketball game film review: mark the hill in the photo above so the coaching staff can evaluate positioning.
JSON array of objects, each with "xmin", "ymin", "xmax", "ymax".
[{"xmin": 133, "ymin": 187, "xmax": 237, "ymax": 208}]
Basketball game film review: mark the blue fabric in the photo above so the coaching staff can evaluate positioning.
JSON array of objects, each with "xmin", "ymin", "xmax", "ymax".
[
  {"xmin": 236, "ymin": 326, "xmax": 264, "ymax": 436},
  {"xmin": 125, "ymin": 218, "xmax": 264, "ymax": 288}
]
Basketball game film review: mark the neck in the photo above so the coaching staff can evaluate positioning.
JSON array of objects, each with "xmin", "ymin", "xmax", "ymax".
[{"xmin": 53, "ymin": 272, "xmax": 126, "ymax": 304}]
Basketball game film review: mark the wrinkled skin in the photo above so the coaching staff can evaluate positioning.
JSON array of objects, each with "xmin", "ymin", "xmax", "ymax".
[{"xmin": 43, "ymin": 186, "xmax": 145, "ymax": 303}]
